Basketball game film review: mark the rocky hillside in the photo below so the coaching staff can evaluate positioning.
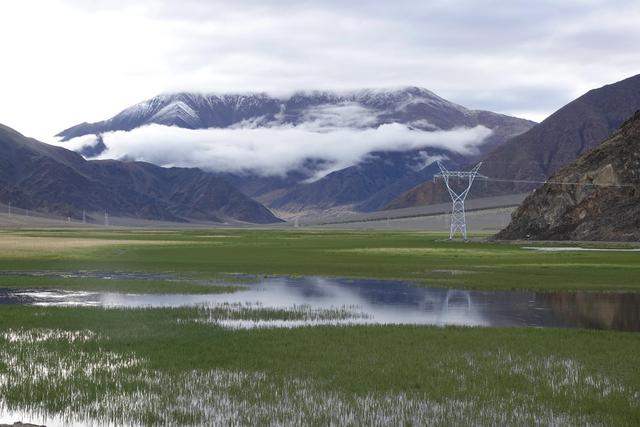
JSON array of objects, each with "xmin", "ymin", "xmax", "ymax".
[
  {"xmin": 0, "ymin": 123, "xmax": 281, "ymax": 224},
  {"xmin": 57, "ymin": 87, "xmax": 535, "ymax": 214},
  {"xmin": 496, "ymin": 111, "xmax": 640, "ymax": 241},
  {"xmin": 387, "ymin": 74, "xmax": 640, "ymax": 209}
]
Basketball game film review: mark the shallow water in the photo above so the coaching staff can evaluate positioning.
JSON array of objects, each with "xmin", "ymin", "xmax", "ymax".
[
  {"xmin": 0, "ymin": 278, "xmax": 638, "ymax": 426},
  {"xmin": 522, "ymin": 246, "xmax": 640, "ymax": 252},
  {"xmin": 1, "ymin": 276, "xmax": 639, "ymax": 331}
]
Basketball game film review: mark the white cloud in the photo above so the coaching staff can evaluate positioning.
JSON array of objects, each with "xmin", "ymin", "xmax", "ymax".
[
  {"xmin": 301, "ymin": 103, "xmax": 380, "ymax": 129},
  {"xmin": 64, "ymin": 123, "xmax": 492, "ymax": 180}
]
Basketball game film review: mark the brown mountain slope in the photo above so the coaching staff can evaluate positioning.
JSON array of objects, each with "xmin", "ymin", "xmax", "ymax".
[
  {"xmin": 0, "ymin": 123, "xmax": 281, "ymax": 224},
  {"xmin": 386, "ymin": 74, "xmax": 640, "ymax": 210},
  {"xmin": 496, "ymin": 111, "xmax": 640, "ymax": 241}
]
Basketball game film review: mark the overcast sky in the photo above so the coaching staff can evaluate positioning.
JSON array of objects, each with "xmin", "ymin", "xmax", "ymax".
[{"xmin": 2, "ymin": 0, "xmax": 639, "ymax": 141}]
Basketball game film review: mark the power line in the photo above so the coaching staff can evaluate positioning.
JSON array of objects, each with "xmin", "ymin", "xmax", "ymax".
[
  {"xmin": 433, "ymin": 159, "xmax": 638, "ymax": 239},
  {"xmin": 476, "ymin": 176, "xmax": 638, "ymax": 189}
]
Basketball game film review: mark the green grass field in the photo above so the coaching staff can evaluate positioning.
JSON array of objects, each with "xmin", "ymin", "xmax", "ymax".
[
  {"xmin": 0, "ymin": 229, "xmax": 639, "ymax": 425},
  {"xmin": 1, "ymin": 228, "xmax": 640, "ymax": 291}
]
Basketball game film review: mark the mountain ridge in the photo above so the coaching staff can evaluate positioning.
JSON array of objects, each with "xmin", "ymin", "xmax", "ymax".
[
  {"xmin": 58, "ymin": 87, "xmax": 533, "ymax": 141},
  {"xmin": 0, "ymin": 123, "xmax": 281, "ymax": 224},
  {"xmin": 386, "ymin": 74, "xmax": 640, "ymax": 210}
]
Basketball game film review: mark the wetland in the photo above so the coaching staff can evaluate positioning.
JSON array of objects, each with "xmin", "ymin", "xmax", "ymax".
[
  {"xmin": 1, "ymin": 276, "xmax": 639, "ymax": 331},
  {"xmin": 0, "ymin": 229, "xmax": 638, "ymax": 425}
]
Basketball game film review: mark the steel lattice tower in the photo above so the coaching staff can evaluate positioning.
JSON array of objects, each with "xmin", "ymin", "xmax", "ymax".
[{"xmin": 434, "ymin": 161, "xmax": 486, "ymax": 240}]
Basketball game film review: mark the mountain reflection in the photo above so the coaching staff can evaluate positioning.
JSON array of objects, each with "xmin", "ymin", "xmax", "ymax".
[{"xmin": 1, "ymin": 276, "xmax": 638, "ymax": 332}]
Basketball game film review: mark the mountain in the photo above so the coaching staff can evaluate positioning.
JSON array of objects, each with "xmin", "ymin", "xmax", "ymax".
[
  {"xmin": 57, "ymin": 88, "xmax": 533, "ymax": 147},
  {"xmin": 57, "ymin": 92, "xmax": 283, "ymax": 141},
  {"xmin": 266, "ymin": 150, "xmax": 464, "ymax": 213},
  {"xmin": 386, "ymin": 74, "xmax": 640, "ymax": 209},
  {"xmin": 57, "ymin": 87, "xmax": 535, "ymax": 215},
  {"xmin": 496, "ymin": 111, "xmax": 640, "ymax": 241},
  {"xmin": 0, "ymin": 123, "xmax": 281, "ymax": 224}
]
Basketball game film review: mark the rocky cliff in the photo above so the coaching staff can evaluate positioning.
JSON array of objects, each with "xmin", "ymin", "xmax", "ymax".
[{"xmin": 496, "ymin": 111, "xmax": 640, "ymax": 241}]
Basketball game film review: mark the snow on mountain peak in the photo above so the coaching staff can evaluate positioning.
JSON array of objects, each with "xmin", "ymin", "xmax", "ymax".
[{"xmin": 150, "ymin": 100, "xmax": 201, "ymax": 128}]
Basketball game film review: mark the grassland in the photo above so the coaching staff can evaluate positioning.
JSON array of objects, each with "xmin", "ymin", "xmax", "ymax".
[
  {"xmin": 0, "ymin": 229, "xmax": 639, "ymax": 425},
  {"xmin": 0, "ymin": 306, "xmax": 639, "ymax": 425},
  {"xmin": 0, "ymin": 228, "xmax": 639, "ymax": 292}
]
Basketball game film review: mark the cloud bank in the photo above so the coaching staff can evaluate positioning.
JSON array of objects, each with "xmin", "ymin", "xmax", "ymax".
[{"xmin": 65, "ymin": 123, "xmax": 492, "ymax": 180}]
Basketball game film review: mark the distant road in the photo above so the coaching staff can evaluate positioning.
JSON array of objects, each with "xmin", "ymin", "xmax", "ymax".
[
  {"xmin": 313, "ymin": 207, "xmax": 516, "ymax": 232},
  {"xmin": 300, "ymin": 193, "xmax": 528, "ymax": 226},
  {"xmin": 0, "ymin": 193, "xmax": 528, "ymax": 230}
]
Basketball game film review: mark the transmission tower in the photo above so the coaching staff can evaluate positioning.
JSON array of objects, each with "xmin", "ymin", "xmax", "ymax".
[{"xmin": 434, "ymin": 161, "xmax": 486, "ymax": 240}]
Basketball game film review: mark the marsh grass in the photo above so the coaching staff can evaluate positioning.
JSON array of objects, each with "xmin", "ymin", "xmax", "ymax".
[
  {"xmin": 0, "ymin": 307, "xmax": 638, "ymax": 425},
  {"xmin": 179, "ymin": 303, "xmax": 372, "ymax": 329},
  {"xmin": 190, "ymin": 303, "xmax": 370, "ymax": 321}
]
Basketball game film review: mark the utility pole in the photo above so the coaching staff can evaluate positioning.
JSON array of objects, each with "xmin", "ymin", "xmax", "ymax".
[
  {"xmin": 104, "ymin": 211, "xmax": 109, "ymax": 227},
  {"xmin": 8, "ymin": 202, "xmax": 11, "ymax": 217},
  {"xmin": 82, "ymin": 209, "xmax": 86, "ymax": 224},
  {"xmin": 434, "ymin": 161, "xmax": 486, "ymax": 241}
]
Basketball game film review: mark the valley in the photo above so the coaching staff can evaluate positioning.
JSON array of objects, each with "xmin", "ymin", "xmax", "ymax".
[{"xmin": 2, "ymin": 2, "xmax": 640, "ymax": 423}]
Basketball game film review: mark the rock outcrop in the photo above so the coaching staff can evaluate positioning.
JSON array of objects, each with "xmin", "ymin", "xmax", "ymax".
[{"xmin": 496, "ymin": 112, "xmax": 640, "ymax": 241}]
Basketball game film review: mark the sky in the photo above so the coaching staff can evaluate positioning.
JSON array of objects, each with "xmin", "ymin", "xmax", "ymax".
[{"xmin": 1, "ymin": 0, "xmax": 639, "ymax": 142}]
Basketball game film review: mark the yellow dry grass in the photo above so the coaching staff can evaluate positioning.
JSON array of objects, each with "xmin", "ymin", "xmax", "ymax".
[{"xmin": 0, "ymin": 236, "xmax": 187, "ymax": 256}]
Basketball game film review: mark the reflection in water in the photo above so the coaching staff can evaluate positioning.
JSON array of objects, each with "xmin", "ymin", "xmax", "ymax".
[
  {"xmin": 1, "ymin": 277, "xmax": 639, "ymax": 331},
  {"xmin": 539, "ymin": 292, "xmax": 640, "ymax": 332}
]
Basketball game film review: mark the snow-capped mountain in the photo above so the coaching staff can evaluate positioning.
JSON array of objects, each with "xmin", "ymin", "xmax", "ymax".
[
  {"xmin": 57, "ymin": 87, "xmax": 536, "ymax": 214},
  {"xmin": 58, "ymin": 92, "xmax": 281, "ymax": 139},
  {"xmin": 58, "ymin": 87, "xmax": 530, "ymax": 140}
]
